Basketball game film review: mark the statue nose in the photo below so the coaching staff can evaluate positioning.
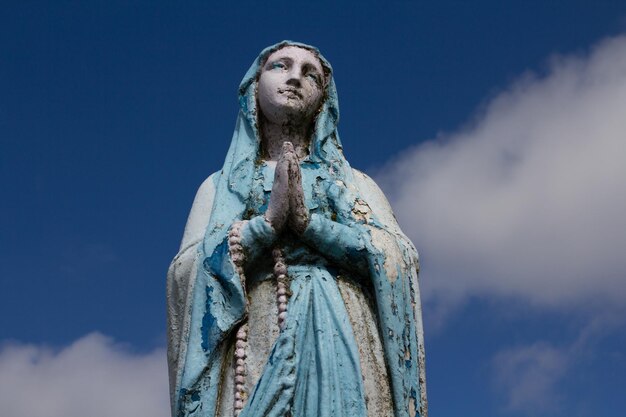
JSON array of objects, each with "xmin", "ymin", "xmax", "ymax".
[
  {"xmin": 286, "ymin": 68, "xmax": 302, "ymax": 87},
  {"xmin": 286, "ymin": 76, "xmax": 301, "ymax": 88}
]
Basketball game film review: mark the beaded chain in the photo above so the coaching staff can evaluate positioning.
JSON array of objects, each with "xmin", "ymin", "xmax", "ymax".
[
  {"xmin": 228, "ymin": 222, "xmax": 248, "ymax": 416},
  {"xmin": 228, "ymin": 221, "xmax": 290, "ymax": 416},
  {"xmin": 273, "ymin": 247, "xmax": 289, "ymax": 330}
]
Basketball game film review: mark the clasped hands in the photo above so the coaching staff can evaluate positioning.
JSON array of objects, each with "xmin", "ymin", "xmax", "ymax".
[{"xmin": 265, "ymin": 141, "xmax": 310, "ymax": 235}]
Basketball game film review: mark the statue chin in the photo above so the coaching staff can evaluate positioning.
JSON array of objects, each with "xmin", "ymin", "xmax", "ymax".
[{"xmin": 259, "ymin": 101, "xmax": 313, "ymax": 127}]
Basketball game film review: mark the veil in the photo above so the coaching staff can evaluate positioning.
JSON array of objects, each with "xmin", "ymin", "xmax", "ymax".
[{"xmin": 168, "ymin": 41, "xmax": 426, "ymax": 417}]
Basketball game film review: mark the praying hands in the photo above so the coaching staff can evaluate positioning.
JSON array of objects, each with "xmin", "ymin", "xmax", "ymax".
[{"xmin": 265, "ymin": 141, "xmax": 310, "ymax": 235}]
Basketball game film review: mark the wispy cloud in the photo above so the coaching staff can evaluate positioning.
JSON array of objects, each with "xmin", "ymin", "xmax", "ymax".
[
  {"xmin": 379, "ymin": 35, "xmax": 626, "ymax": 316},
  {"xmin": 0, "ymin": 333, "xmax": 168, "ymax": 417},
  {"xmin": 493, "ymin": 341, "xmax": 569, "ymax": 414},
  {"xmin": 491, "ymin": 314, "xmax": 623, "ymax": 415}
]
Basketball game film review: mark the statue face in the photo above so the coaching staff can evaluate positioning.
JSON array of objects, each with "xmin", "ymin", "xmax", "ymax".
[{"xmin": 257, "ymin": 46, "xmax": 325, "ymax": 125}]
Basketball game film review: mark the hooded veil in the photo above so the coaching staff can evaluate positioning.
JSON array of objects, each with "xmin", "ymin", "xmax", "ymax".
[{"xmin": 167, "ymin": 41, "xmax": 427, "ymax": 417}]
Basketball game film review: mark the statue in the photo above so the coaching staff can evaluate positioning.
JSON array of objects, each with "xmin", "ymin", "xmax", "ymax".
[{"xmin": 167, "ymin": 41, "xmax": 427, "ymax": 417}]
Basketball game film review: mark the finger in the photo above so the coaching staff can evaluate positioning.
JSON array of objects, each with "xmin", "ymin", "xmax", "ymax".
[
  {"xmin": 274, "ymin": 154, "xmax": 290, "ymax": 194},
  {"xmin": 281, "ymin": 141, "xmax": 295, "ymax": 155},
  {"xmin": 283, "ymin": 150, "xmax": 300, "ymax": 185},
  {"xmin": 276, "ymin": 146, "xmax": 291, "ymax": 183},
  {"xmin": 287, "ymin": 158, "xmax": 303, "ymax": 199},
  {"xmin": 267, "ymin": 151, "xmax": 291, "ymax": 231}
]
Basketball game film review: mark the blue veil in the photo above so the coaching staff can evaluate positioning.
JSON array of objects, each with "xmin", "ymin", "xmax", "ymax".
[{"xmin": 171, "ymin": 41, "xmax": 426, "ymax": 417}]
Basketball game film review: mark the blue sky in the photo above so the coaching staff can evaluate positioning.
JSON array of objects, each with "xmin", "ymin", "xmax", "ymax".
[{"xmin": 1, "ymin": 1, "xmax": 626, "ymax": 416}]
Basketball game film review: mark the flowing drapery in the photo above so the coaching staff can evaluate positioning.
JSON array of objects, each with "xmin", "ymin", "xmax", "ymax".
[{"xmin": 166, "ymin": 41, "xmax": 426, "ymax": 417}]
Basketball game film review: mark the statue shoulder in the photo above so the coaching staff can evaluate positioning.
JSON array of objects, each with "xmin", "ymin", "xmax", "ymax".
[
  {"xmin": 350, "ymin": 168, "xmax": 401, "ymax": 232},
  {"xmin": 351, "ymin": 168, "xmax": 382, "ymax": 193},
  {"xmin": 351, "ymin": 168, "xmax": 394, "ymax": 213},
  {"xmin": 179, "ymin": 172, "xmax": 219, "ymax": 250}
]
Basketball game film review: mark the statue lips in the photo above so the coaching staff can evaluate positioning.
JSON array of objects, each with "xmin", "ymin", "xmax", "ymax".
[{"xmin": 278, "ymin": 87, "xmax": 303, "ymax": 99}]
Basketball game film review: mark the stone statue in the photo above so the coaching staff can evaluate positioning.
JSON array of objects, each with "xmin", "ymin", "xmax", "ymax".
[{"xmin": 167, "ymin": 41, "xmax": 427, "ymax": 417}]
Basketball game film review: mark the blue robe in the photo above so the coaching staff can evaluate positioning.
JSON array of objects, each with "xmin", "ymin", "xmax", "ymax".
[
  {"xmin": 236, "ymin": 161, "xmax": 369, "ymax": 417},
  {"xmin": 166, "ymin": 41, "xmax": 427, "ymax": 417}
]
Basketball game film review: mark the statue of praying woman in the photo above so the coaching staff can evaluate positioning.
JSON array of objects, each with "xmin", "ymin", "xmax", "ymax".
[{"xmin": 166, "ymin": 41, "xmax": 427, "ymax": 417}]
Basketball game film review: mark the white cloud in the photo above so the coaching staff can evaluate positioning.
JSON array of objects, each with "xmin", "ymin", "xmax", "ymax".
[
  {"xmin": 0, "ymin": 333, "xmax": 169, "ymax": 417},
  {"xmin": 380, "ymin": 35, "xmax": 626, "ymax": 312}
]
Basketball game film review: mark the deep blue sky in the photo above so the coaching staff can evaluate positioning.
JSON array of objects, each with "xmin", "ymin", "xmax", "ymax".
[{"xmin": 2, "ymin": 2, "xmax": 626, "ymax": 416}]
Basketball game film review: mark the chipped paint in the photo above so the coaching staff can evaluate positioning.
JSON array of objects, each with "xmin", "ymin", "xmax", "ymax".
[{"xmin": 166, "ymin": 41, "xmax": 427, "ymax": 417}]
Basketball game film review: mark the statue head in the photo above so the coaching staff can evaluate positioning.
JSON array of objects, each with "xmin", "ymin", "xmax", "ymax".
[
  {"xmin": 232, "ymin": 41, "xmax": 343, "ymax": 174},
  {"xmin": 256, "ymin": 45, "xmax": 329, "ymax": 126}
]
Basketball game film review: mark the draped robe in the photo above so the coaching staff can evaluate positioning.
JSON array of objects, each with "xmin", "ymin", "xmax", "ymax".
[{"xmin": 166, "ymin": 41, "xmax": 427, "ymax": 417}]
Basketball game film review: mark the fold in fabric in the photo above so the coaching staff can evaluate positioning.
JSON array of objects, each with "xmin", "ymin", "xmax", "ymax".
[{"xmin": 166, "ymin": 41, "xmax": 426, "ymax": 417}]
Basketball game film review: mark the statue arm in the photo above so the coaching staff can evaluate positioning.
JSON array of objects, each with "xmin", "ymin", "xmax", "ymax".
[
  {"xmin": 351, "ymin": 168, "xmax": 428, "ymax": 416},
  {"xmin": 299, "ymin": 213, "xmax": 370, "ymax": 275},
  {"xmin": 294, "ymin": 168, "xmax": 427, "ymax": 415},
  {"xmin": 295, "ymin": 168, "xmax": 418, "ymax": 277},
  {"xmin": 237, "ymin": 216, "xmax": 278, "ymax": 264},
  {"xmin": 166, "ymin": 172, "xmax": 271, "ymax": 413},
  {"xmin": 166, "ymin": 173, "xmax": 276, "ymax": 362}
]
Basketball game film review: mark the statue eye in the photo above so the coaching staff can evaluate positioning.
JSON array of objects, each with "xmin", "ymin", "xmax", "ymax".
[
  {"xmin": 306, "ymin": 72, "xmax": 321, "ymax": 85},
  {"xmin": 271, "ymin": 61, "xmax": 286, "ymax": 70}
]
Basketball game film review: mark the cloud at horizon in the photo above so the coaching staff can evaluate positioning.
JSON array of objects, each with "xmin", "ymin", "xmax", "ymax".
[{"xmin": 0, "ymin": 333, "xmax": 169, "ymax": 417}]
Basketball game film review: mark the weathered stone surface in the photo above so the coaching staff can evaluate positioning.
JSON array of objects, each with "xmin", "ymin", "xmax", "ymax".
[{"xmin": 167, "ymin": 41, "xmax": 427, "ymax": 417}]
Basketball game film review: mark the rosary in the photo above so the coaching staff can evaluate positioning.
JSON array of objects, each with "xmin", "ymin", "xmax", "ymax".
[{"xmin": 228, "ymin": 221, "xmax": 290, "ymax": 416}]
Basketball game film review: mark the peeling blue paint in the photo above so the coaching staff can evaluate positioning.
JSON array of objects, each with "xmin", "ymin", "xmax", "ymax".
[
  {"xmin": 201, "ymin": 287, "xmax": 215, "ymax": 353},
  {"xmin": 171, "ymin": 41, "xmax": 425, "ymax": 417}
]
